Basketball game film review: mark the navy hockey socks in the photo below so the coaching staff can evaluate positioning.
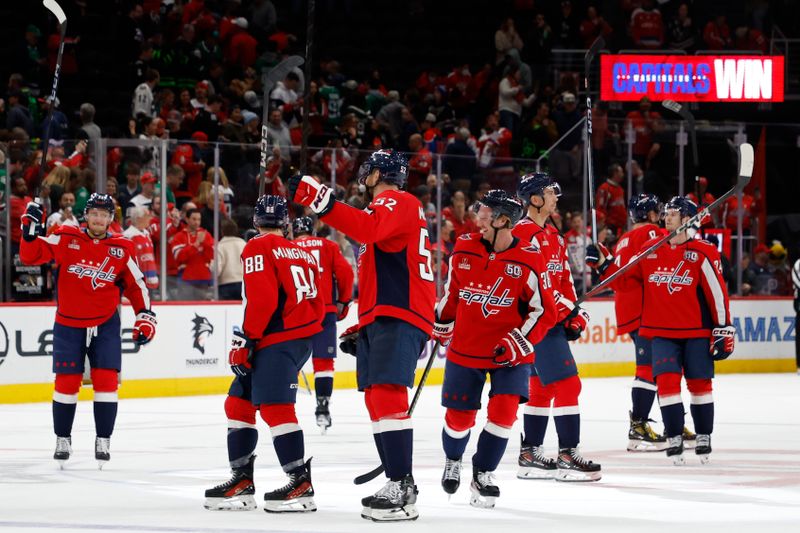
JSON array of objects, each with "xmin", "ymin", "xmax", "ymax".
[
  {"xmin": 553, "ymin": 412, "xmax": 580, "ymax": 449},
  {"xmin": 261, "ymin": 404, "xmax": 305, "ymax": 473},
  {"xmin": 93, "ymin": 399, "xmax": 118, "ymax": 438},
  {"xmin": 522, "ymin": 412, "xmax": 549, "ymax": 446},
  {"xmin": 380, "ymin": 426, "xmax": 413, "ymax": 480},
  {"xmin": 687, "ymin": 379, "xmax": 714, "ymax": 435},
  {"xmin": 315, "ymin": 377, "xmax": 333, "ymax": 398},
  {"xmin": 442, "ymin": 427, "xmax": 470, "ymax": 460},
  {"xmin": 631, "ymin": 378, "xmax": 657, "ymax": 420},
  {"xmin": 53, "ymin": 401, "xmax": 77, "ymax": 438},
  {"xmin": 227, "ymin": 427, "xmax": 258, "ymax": 468},
  {"xmin": 657, "ymin": 373, "xmax": 685, "ymax": 437},
  {"xmin": 472, "ymin": 423, "xmax": 511, "ymax": 472}
]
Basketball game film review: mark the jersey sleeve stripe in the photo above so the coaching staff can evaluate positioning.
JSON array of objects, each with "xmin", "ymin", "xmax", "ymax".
[
  {"xmin": 434, "ymin": 254, "xmax": 457, "ymax": 319},
  {"xmin": 127, "ymin": 257, "xmax": 151, "ymax": 310},
  {"xmin": 700, "ymin": 258, "xmax": 727, "ymax": 325},
  {"xmin": 519, "ymin": 269, "xmax": 544, "ymax": 337},
  {"xmin": 43, "ymin": 234, "xmax": 61, "ymax": 245}
]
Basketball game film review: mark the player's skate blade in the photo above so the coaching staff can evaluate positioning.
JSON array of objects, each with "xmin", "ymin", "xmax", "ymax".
[
  {"xmin": 95, "ymin": 437, "xmax": 110, "ymax": 470},
  {"xmin": 54, "ymin": 436, "xmax": 72, "ymax": 469},
  {"xmin": 555, "ymin": 448, "xmax": 602, "ymax": 482},
  {"xmin": 204, "ymin": 495, "xmax": 257, "ymax": 511},
  {"xmin": 517, "ymin": 441, "xmax": 557, "ymax": 480},
  {"xmin": 666, "ymin": 435, "xmax": 685, "ymax": 465},
  {"xmin": 469, "ymin": 471, "xmax": 499, "ymax": 509},
  {"xmin": 263, "ymin": 458, "xmax": 316, "ymax": 513},
  {"xmin": 627, "ymin": 412, "xmax": 667, "ymax": 452},
  {"xmin": 369, "ymin": 505, "xmax": 419, "ymax": 522}
]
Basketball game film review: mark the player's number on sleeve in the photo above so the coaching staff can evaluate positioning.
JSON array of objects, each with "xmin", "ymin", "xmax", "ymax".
[
  {"xmin": 290, "ymin": 265, "xmax": 318, "ymax": 302},
  {"xmin": 418, "ymin": 228, "xmax": 434, "ymax": 281},
  {"xmin": 244, "ymin": 255, "xmax": 264, "ymax": 274}
]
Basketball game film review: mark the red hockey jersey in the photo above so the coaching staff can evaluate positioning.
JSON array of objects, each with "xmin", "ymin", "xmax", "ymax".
[
  {"xmin": 624, "ymin": 237, "xmax": 731, "ymax": 339},
  {"xmin": 322, "ymin": 189, "xmax": 436, "ymax": 334},
  {"xmin": 293, "ymin": 235, "xmax": 355, "ymax": 313},
  {"xmin": 513, "ymin": 218, "xmax": 576, "ymax": 320},
  {"xmin": 595, "ymin": 180, "xmax": 627, "ymax": 231},
  {"xmin": 240, "ymin": 233, "xmax": 324, "ymax": 350},
  {"xmin": 436, "ymin": 234, "xmax": 557, "ymax": 368},
  {"xmin": 599, "ymin": 223, "xmax": 666, "ymax": 334},
  {"xmin": 19, "ymin": 225, "xmax": 150, "ymax": 327},
  {"xmin": 171, "ymin": 227, "xmax": 214, "ymax": 283}
]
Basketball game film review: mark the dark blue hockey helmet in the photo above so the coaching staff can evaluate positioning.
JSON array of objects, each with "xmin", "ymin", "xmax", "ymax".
[
  {"xmin": 291, "ymin": 216, "xmax": 314, "ymax": 237},
  {"xmin": 628, "ymin": 193, "xmax": 661, "ymax": 223},
  {"xmin": 253, "ymin": 194, "xmax": 289, "ymax": 229},
  {"xmin": 83, "ymin": 193, "xmax": 115, "ymax": 217},
  {"xmin": 663, "ymin": 196, "xmax": 698, "ymax": 219},
  {"xmin": 516, "ymin": 172, "xmax": 562, "ymax": 205},
  {"xmin": 473, "ymin": 189, "xmax": 525, "ymax": 226},
  {"xmin": 357, "ymin": 149, "xmax": 408, "ymax": 188}
]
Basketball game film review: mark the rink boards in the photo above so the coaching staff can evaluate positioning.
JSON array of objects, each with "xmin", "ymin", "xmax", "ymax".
[{"xmin": 0, "ymin": 298, "xmax": 795, "ymax": 403}]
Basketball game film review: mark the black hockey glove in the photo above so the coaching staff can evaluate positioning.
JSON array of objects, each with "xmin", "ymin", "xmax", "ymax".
[
  {"xmin": 339, "ymin": 324, "xmax": 359, "ymax": 356},
  {"xmin": 585, "ymin": 243, "xmax": 613, "ymax": 276},
  {"xmin": 563, "ymin": 306, "xmax": 590, "ymax": 342},
  {"xmin": 21, "ymin": 201, "xmax": 45, "ymax": 242}
]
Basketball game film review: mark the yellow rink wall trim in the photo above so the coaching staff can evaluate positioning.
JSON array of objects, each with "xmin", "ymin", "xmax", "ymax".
[{"xmin": 0, "ymin": 359, "xmax": 795, "ymax": 404}]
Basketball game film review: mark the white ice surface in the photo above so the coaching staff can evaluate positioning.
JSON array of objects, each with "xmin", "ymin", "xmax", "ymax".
[{"xmin": 1, "ymin": 374, "xmax": 799, "ymax": 533}]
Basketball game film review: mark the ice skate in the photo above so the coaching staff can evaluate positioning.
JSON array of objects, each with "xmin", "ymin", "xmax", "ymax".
[
  {"xmin": 54, "ymin": 436, "xmax": 72, "ymax": 469},
  {"xmin": 95, "ymin": 437, "xmax": 110, "ymax": 469},
  {"xmin": 556, "ymin": 448, "xmax": 602, "ymax": 482},
  {"xmin": 682, "ymin": 426, "xmax": 697, "ymax": 449},
  {"xmin": 263, "ymin": 458, "xmax": 316, "ymax": 513},
  {"xmin": 517, "ymin": 438, "xmax": 557, "ymax": 479},
  {"xmin": 204, "ymin": 455, "xmax": 257, "ymax": 511},
  {"xmin": 695, "ymin": 434, "xmax": 712, "ymax": 464},
  {"xmin": 364, "ymin": 475, "xmax": 419, "ymax": 522},
  {"xmin": 315, "ymin": 397, "xmax": 331, "ymax": 434},
  {"xmin": 441, "ymin": 457, "xmax": 462, "ymax": 496},
  {"xmin": 627, "ymin": 411, "xmax": 667, "ymax": 452},
  {"xmin": 469, "ymin": 470, "xmax": 500, "ymax": 509},
  {"xmin": 666, "ymin": 435, "xmax": 685, "ymax": 465}
]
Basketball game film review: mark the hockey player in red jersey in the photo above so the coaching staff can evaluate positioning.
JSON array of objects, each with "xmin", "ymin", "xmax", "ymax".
[
  {"xmin": 19, "ymin": 193, "xmax": 156, "ymax": 469},
  {"xmin": 513, "ymin": 172, "xmax": 601, "ymax": 481},
  {"xmin": 292, "ymin": 216, "xmax": 355, "ymax": 433},
  {"xmin": 205, "ymin": 195, "xmax": 323, "ymax": 513},
  {"xmin": 289, "ymin": 150, "xmax": 435, "ymax": 522},
  {"xmin": 433, "ymin": 190, "xmax": 557, "ymax": 508},
  {"xmin": 586, "ymin": 193, "xmax": 669, "ymax": 451},
  {"xmin": 617, "ymin": 196, "xmax": 733, "ymax": 464}
]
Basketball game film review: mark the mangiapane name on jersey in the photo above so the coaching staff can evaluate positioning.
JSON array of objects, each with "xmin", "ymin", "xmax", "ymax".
[{"xmin": 458, "ymin": 278, "xmax": 515, "ymax": 319}]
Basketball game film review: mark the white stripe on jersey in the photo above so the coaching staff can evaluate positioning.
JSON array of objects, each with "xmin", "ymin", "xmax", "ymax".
[
  {"xmin": 434, "ymin": 254, "xmax": 457, "ymax": 320},
  {"xmin": 700, "ymin": 257, "xmax": 727, "ymax": 326},
  {"xmin": 172, "ymin": 244, "xmax": 186, "ymax": 258},
  {"xmin": 520, "ymin": 269, "xmax": 544, "ymax": 337},
  {"xmin": 127, "ymin": 256, "xmax": 151, "ymax": 310},
  {"xmin": 43, "ymin": 234, "xmax": 62, "ymax": 245}
]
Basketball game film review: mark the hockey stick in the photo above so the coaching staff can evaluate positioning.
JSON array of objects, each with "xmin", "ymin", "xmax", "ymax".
[
  {"xmin": 662, "ymin": 99, "xmax": 699, "ymax": 199},
  {"xmin": 36, "ymin": 0, "xmax": 67, "ymax": 198},
  {"xmin": 353, "ymin": 341, "xmax": 441, "ymax": 485},
  {"xmin": 258, "ymin": 55, "xmax": 305, "ymax": 197},
  {"xmin": 584, "ymin": 36, "xmax": 604, "ymax": 244},
  {"xmin": 576, "ymin": 142, "xmax": 754, "ymax": 305},
  {"xmin": 300, "ymin": 369, "xmax": 312, "ymax": 395},
  {"xmin": 299, "ymin": 0, "xmax": 315, "ymax": 173}
]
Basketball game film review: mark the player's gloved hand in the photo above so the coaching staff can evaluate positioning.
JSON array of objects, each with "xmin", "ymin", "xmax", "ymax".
[
  {"xmin": 710, "ymin": 325, "xmax": 735, "ymax": 360},
  {"xmin": 492, "ymin": 328, "xmax": 534, "ymax": 367},
  {"xmin": 229, "ymin": 327, "xmax": 255, "ymax": 376},
  {"xmin": 21, "ymin": 200, "xmax": 45, "ymax": 242},
  {"xmin": 686, "ymin": 215, "xmax": 702, "ymax": 239},
  {"xmin": 288, "ymin": 175, "xmax": 335, "ymax": 216},
  {"xmin": 585, "ymin": 242, "xmax": 613, "ymax": 275},
  {"xmin": 563, "ymin": 305, "xmax": 590, "ymax": 341},
  {"xmin": 338, "ymin": 324, "xmax": 359, "ymax": 356},
  {"xmin": 336, "ymin": 300, "xmax": 352, "ymax": 321},
  {"xmin": 133, "ymin": 309, "xmax": 157, "ymax": 345},
  {"xmin": 432, "ymin": 320, "xmax": 454, "ymax": 346}
]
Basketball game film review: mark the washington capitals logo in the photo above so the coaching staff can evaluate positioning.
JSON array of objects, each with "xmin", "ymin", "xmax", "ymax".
[
  {"xmin": 648, "ymin": 261, "xmax": 694, "ymax": 294},
  {"xmin": 66, "ymin": 257, "xmax": 117, "ymax": 290},
  {"xmin": 191, "ymin": 314, "xmax": 214, "ymax": 354},
  {"xmin": 459, "ymin": 278, "xmax": 515, "ymax": 318}
]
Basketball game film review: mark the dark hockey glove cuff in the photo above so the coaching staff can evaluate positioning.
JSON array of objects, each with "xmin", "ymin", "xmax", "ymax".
[{"xmin": 338, "ymin": 324, "xmax": 359, "ymax": 356}]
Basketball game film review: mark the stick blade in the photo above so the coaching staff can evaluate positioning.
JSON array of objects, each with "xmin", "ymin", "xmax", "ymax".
[
  {"xmin": 738, "ymin": 142, "xmax": 755, "ymax": 181},
  {"xmin": 43, "ymin": 0, "xmax": 67, "ymax": 24},
  {"xmin": 661, "ymin": 99, "xmax": 682, "ymax": 114},
  {"xmin": 585, "ymin": 36, "xmax": 605, "ymax": 63},
  {"xmin": 354, "ymin": 465, "xmax": 384, "ymax": 485}
]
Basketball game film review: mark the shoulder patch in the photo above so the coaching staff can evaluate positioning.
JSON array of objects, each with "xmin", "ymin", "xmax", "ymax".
[{"xmin": 458, "ymin": 234, "xmax": 473, "ymax": 241}]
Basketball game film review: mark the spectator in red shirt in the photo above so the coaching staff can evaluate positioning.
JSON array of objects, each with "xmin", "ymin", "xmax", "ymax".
[
  {"xmin": 171, "ymin": 140, "xmax": 206, "ymax": 207},
  {"xmin": 626, "ymin": 97, "xmax": 661, "ymax": 165},
  {"xmin": 442, "ymin": 190, "xmax": 478, "ymax": 237},
  {"xmin": 407, "ymin": 133, "xmax": 433, "ymax": 189},
  {"xmin": 703, "ymin": 15, "xmax": 731, "ymax": 50},
  {"xmin": 224, "ymin": 18, "xmax": 258, "ymax": 69},
  {"xmin": 595, "ymin": 163, "xmax": 627, "ymax": 232},
  {"xmin": 722, "ymin": 191, "xmax": 756, "ymax": 234},
  {"xmin": 171, "ymin": 208, "xmax": 215, "ymax": 300},
  {"xmin": 734, "ymin": 25, "xmax": 768, "ymax": 53},
  {"xmin": 9, "ymin": 177, "xmax": 33, "ymax": 255},
  {"xmin": 687, "ymin": 176, "xmax": 716, "ymax": 228},
  {"xmin": 579, "ymin": 5, "xmax": 613, "ymax": 48},
  {"xmin": 630, "ymin": 0, "xmax": 664, "ymax": 49}
]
